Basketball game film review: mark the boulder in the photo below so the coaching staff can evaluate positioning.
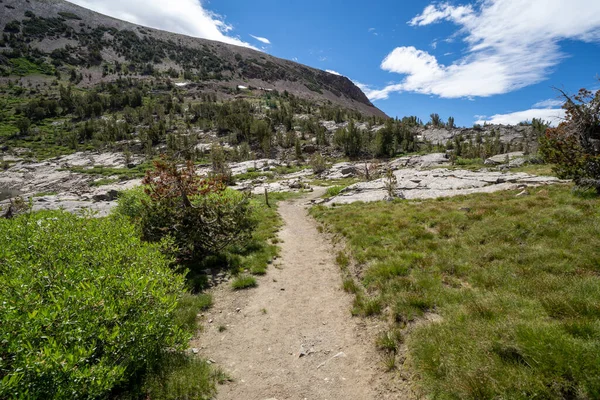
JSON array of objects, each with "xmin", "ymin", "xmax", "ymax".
[
  {"xmin": 485, "ymin": 152, "xmax": 525, "ymax": 165},
  {"xmin": 92, "ymin": 189, "xmax": 119, "ymax": 202},
  {"xmin": 302, "ymin": 144, "xmax": 317, "ymax": 154}
]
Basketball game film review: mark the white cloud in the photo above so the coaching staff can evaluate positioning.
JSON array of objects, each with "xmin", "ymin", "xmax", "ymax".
[
  {"xmin": 532, "ymin": 98, "xmax": 564, "ymax": 108},
  {"xmin": 366, "ymin": 0, "xmax": 600, "ymax": 101},
  {"xmin": 353, "ymin": 81, "xmax": 375, "ymax": 97},
  {"xmin": 326, "ymin": 70, "xmax": 341, "ymax": 76},
  {"xmin": 475, "ymin": 108, "xmax": 566, "ymax": 126},
  {"xmin": 353, "ymin": 81, "xmax": 401, "ymax": 101},
  {"xmin": 409, "ymin": 3, "xmax": 474, "ymax": 27},
  {"xmin": 250, "ymin": 34, "xmax": 271, "ymax": 45},
  {"xmin": 65, "ymin": 0, "xmax": 255, "ymax": 48}
]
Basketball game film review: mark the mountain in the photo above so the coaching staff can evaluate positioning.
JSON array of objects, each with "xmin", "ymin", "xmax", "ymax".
[{"xmin": 0, "ymin": 0, "xmax": 385, "ymax": 118}]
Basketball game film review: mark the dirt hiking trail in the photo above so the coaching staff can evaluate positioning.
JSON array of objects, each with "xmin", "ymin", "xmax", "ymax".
[{"xmin": 195, "ymin": 190, "xmax": 409, "ymax": 400}]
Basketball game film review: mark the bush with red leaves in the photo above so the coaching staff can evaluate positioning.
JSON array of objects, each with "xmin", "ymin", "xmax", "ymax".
[
  {"xmin": 540, "ymin": 87, "xmax": 600, "ymax": 193},
  {"xmin": 140, "ymin": 157, "xmax": 256, "ymax": 260}
]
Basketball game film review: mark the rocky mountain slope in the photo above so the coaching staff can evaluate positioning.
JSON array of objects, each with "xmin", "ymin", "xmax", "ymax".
[{"xmin": 0, "ymin": 0, "xmax": 385, "ymax": 117}]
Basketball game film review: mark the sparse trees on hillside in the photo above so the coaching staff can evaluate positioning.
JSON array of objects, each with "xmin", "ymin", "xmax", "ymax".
[
  {"xmin": 531, "ymin": 118, "xmax": 550, "ymax": 137},
  {"xmin": 375, "ymin": 119, "xmax": 395, "ymax": 157},
  {"xmin": 430, "ymin": 113, "xmax": 442, "ymax": 128},
  {"xmin": 16, "ymin": 117, "xmax": 30, "ymax": 136},
  {"xmin": 210, "ymin": 144, "xmax": 233, "ymax": 184},
  {"xmin": 334, "ymin": 120, "xmax": 362, "ymax": 158},
  {"xmin": 447, "ymin": 116, "xmax": 455, "ymax": 129}
]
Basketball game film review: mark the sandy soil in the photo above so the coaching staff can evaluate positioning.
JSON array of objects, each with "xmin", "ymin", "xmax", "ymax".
[{"xmin": 194, "ymin": 190, "xmax": 410, "ymax": 399}]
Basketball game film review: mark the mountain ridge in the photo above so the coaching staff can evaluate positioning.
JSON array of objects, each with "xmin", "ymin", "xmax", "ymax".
[{"xmin": 0, "ymin": 0, "xmax": 386, "ymax": 117}]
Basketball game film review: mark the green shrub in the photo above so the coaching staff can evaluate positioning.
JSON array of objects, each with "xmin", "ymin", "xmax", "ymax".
[
  {"xmin": 113, "ymin": 185, "xmax": 149, "ymax": 222},
  {"xmin": 0, "ymin": 211, "xmax": 189, "ymax": 398},
  {"xmin": 539, "ymin": 124, "xmax": 588, "ymax": 180},
  {"xmin": 539, "ymin": 87, "xmax": 600, "ymax": 193},
  {"xmin": 309, "ymin": 153, "xmax": 327, "ymax": 174},
  {"xmin": 138, "ymin": 158, "xmax": 256, "ymax": 260}
]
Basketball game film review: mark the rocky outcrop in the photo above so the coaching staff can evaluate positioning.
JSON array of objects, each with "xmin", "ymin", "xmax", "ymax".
[
  {"xmin": 0, "ymin": 151, "xmax": 564, "ymax": 215},
  {"xmin": 484, "ymin": 152, "xmax": 525, "ymax": 165},
  {"xmin": 417, "ymin": 124, "xmax": 537, "ymax": 148},
  {"xmin": 325, "ymin": 168, "xmax": 563, "ymax": 205}
]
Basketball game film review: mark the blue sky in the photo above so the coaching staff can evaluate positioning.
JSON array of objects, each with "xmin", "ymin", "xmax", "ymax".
[{"xmin": 68, "ymin": 0, "xmax": 600, "ymax": 127}]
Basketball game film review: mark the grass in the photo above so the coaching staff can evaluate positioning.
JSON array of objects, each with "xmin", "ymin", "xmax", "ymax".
[
  {"xmin": 90, "ymin": 178, "xmax": 120, "ymax": 187},
  {"xmin": 324, "ymin": 185, "xmax": 345, "ymax": 198},
  {"xmin": 382, "ymin": 352, "xmax": 397, "ymax": 372},
  {"xmin": 234, "ymin": 169, "xmax": 274, "ymax": 181},
  {"xmin": 173, "ymin": 293, "xmax": 213, "ymax": 333},
  {"xmin": 0, "ymin": 120, "xmax": 80, "ymax": 160},
  {"xmin": 511, "ymin": 163, "xmax": 556, "ymax": 176},
  {"xmin": 65, "ymin": 162, "xmax": 154, "ymax": 180},
  {"xmin": 436, "ymin": 157, "xmax": 558, "ymax": 177},
  {"xmin": 234, "ymin": 164, "xmax": 309, "ymax": 181},
  {"xmin": 8, "ymin": 57, "xmax": 55, "ymax": 76},
  {"xmin": 376, "ymin": 329, "xmax": 404, "ymax": 353},
  {"xmin": 308, "ymin": 177, "xmax": 360, "ymax": 188},
  {"xmin": 231, "ymin": 275, "xmax": 257, "ymax": 290},
  {"xmin": 219, "ymin": 192, "xmax": 290, "ymax": 277},
  {"xmin": 342, "ymin": 278, "xmax": 359, "ymax": 294},
  {"xmin": 141, "ymin": 353, "xmax": 224, "ymax": 400},
  {"xmin": 311, "ymin": 185, "xmax": 600, "ymax": 399}
]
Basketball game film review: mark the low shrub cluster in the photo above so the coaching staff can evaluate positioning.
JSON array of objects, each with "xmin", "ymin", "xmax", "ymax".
[
  {"xmin": 114, "ymin": 160, "xmax": 285, "ymax": 282},
  {"xmin": 0, "ymin": 154, "xmax": 274, "ymax": 398},
  {"xmin": 540, "ymin": 86, "xmax": 600, "ymax": 193},
  {"xmin": 135, "ymin": 157, "xmax": 256, "ymax": 261},
  {"xmin": 0, "ymin": 211, "xmax": 188, "ymax": 398}
]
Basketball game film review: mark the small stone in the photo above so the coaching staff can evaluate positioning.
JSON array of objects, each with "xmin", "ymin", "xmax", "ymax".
[
  {"xmin": 236, "ymin": 308, "xmax": 241, "ymax": 313},
  {"xmin": 191, "ymin": 348, "xmax": 199, "ymax": 354},
  {"xmin": 208, "ymin": 319, "xmax": 213, "ymax": 323}
]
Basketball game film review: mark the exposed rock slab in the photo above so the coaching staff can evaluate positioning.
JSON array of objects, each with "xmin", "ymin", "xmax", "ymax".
[
  {"xmin": 1, "ymin": 151, "xmax": 563, "ymax": 215},
  {"xmin": 484, "ymin": 152, "xmax": 525, "ymax": 165},
  {"xmin": 326, "ymin": 168, "xmax": 563, "ymax": 205}
]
